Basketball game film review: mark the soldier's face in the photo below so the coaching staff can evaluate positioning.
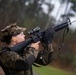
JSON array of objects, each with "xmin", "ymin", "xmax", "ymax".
[{"xmin": 15, "ymin": 32, "xmax": 25, "ymax": 43}]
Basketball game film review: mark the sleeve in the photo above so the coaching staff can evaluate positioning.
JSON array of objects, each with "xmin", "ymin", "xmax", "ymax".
[
  {"xmin": 0, "ymin": 47, "xmax": 39, "ymax": 70},
  {"xmin": 35, "ymin": 44, "xmax": 54, "ymax": 65},
  {"xmin": 24, "ymin": 47, "xmax": 39, "ymax": 58}
]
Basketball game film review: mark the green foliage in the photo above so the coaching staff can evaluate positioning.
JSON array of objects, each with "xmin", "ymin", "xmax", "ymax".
[
  {"xmin": 70, "ymin": 0, "xmax": 76, "ymax": 11},
  {"xmin": 0, "ymin": 0, "xmax": 53, "ymax": 29},
  {"xmin": 58, "ymin": 52, "xmax": 74, "ymax": 64},
  {"xmin": 71, "ymin": 55, "xmax": 76, "ymax": 68},
  {"xmin": 0, "ymin": 0, "xmax": 76, "ymax": 70},
  {"xmin": 0, "ymin": 0, "xmax": 27, "ymax": 26}
]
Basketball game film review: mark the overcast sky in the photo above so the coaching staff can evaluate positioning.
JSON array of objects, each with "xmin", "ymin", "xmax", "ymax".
[{"xmin": 41, "ymin": 0, "xmax": 76, "ymax": 30}]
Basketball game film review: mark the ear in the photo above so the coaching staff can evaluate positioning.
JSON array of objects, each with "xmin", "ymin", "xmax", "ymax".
[{"xmin": 12, "ymin": 36, "xmax": 17, "ymax": 42}]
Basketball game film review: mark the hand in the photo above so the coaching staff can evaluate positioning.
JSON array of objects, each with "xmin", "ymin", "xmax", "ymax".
[
  {"xmin": 42, "ymin": 28, "xmax": 54, "ymax": 44},
  {"xmin": 30, "ymin": 41, "xmax": 40, "ymax": 50}
]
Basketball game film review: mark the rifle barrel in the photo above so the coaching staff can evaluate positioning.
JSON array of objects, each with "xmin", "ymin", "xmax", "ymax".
[{"xmin": 53, "ymin": 22, "xmax": 68, "ymax": 32}]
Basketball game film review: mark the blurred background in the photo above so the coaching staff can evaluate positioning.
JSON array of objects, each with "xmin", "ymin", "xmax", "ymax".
[{"xmin": 0, "ymin": 0, "xmax": 76, "ymax": 75}]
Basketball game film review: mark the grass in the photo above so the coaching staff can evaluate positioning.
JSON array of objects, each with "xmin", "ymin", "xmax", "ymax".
[{"xmin": 33, "ymin": 66, "xmax": 75, "ymax": 75}]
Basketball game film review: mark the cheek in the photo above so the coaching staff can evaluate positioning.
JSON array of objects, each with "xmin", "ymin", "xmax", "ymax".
[{"xmin": 16, "ymin": 36, "xmax": 25, "ymax": 43}]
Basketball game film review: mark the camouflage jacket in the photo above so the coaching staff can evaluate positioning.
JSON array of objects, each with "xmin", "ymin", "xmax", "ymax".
[
  {"xmin": 0, "ymin": 46, "xmax": 39, "ymax": 75},
  {"xmin": 0, "ymin": 44, "xmax": 53, "ymax": 75},
  {"xmin": 35, "ymin": 44, "xmax": 53, "ymax": 65}
]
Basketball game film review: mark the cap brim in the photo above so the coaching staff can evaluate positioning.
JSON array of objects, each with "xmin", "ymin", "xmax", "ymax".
[{"xmin": 20, "ymin": 27, "xmax": 26, "ymax": 32}]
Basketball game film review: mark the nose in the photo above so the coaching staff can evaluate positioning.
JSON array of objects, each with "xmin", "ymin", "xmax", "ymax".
[{"xmin": 24, "ymin": 34, "xmax": 25, "ymax": 38}]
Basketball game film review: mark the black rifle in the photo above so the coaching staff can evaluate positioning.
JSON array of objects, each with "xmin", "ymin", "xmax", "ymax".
[{"xmin": 10, "ymin": 18, "xmax": 71, "ymax": 53}]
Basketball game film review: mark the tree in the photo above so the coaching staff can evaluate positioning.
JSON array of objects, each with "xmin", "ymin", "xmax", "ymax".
[{"xmin": 70, "ymin": 0, "xmax": 76, "ymax": 11}]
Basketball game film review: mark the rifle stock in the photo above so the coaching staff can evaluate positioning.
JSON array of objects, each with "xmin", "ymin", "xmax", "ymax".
[{"xmin": 10, "ymin": 38, "xmax": 32, "ymax": 52}]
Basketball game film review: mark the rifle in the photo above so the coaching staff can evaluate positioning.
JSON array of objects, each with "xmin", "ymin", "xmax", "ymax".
[{"xmin": 10, "ymin": 18, "xmax": 71, "ymax": 53}]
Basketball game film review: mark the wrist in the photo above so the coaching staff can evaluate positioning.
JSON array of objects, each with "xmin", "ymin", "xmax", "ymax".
[{"xmin": 28, "ymin": 47, "xmax": 39, "ymax": 58}]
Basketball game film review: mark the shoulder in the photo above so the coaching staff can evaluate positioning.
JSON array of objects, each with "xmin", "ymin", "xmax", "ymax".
[
  {"xmin": 0, "ymin": 46, "xmax": 7, "ymax": 53},
  {"xmin": 0, "ymin": 47, "xmax": 21, "ymax": 61},
  {"xmin": 0, "ymin": 46, "xmax": 19, "ymax": 55}
]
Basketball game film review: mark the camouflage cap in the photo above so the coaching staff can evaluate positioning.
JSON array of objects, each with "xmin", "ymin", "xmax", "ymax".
[{"xmin": 1, "ymin": 23, "xmax": 26, "ymax": 36}]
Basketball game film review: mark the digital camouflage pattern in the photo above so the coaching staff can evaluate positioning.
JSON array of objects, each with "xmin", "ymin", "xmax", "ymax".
[
  {"xmin": 0, "ymin": 47, "xmax": 39, "ymax": 75},
  {"xmin": 0, "ymin": 23, "xmax": 54, "ymax": 75},
  {"xmin": 1, "ymin": 23, "xmax": 26, "ymax": 36},
  {"xmin": 41, "ymin": 44, "xmax": 53, "ymax": 64},
  {"xmin": 0, "ymin": 44, "xmax": 53, "ymax": 75}
]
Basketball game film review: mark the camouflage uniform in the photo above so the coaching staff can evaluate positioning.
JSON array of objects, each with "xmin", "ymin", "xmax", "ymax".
[
  {"xmin": 0, "ymin": 23, "xmax": 53, "ymax": 75},
  {"xmin": 0, "ymin": 46, "xmax": 39, "ymax": 75},
  {"xmin": 35, "ymin": 44, "xmax": 53, "ymax": 66}
]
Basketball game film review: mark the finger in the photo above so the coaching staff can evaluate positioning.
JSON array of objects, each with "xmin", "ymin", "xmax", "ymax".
[{"xmin": 37, "ymin": 41, "xmax": 40, "ymax": 44}]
